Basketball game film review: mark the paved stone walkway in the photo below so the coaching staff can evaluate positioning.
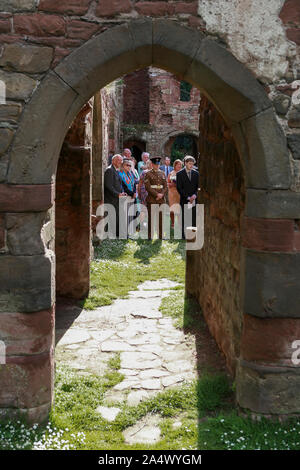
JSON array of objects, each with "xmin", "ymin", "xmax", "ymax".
[
  {"xmin": 55, "ymin": 279, "xmax": 199, "ymax": 444},
  {"xmin": 55, "ymin": 278, "xmax": 229, "ymax": 445},
  {"xmin": 56, "ymin": 279, "xmax": 197, "ymax": 400}
]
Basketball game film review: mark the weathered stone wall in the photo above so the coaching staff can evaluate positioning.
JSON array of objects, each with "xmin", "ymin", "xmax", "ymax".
[
  {"xmin": 55, "ymin": 102, "xmax": 92, "ymax": 299},
  {"xmin": 121, "ymin": 67, "xmax": 200, "ymax": 156},
  {"xmin": 0, "ymin": 0, "xmax": 298, "ymax": 184},
  {"xmin": 123, "ymin": 68, "xmax": 150, "ymax": 124},
  {"xmin": 187, "ymin": 95, "xmax": 245, "ymax": 375},
  {"xmin": 0, "ymin": 0, "xmax": 299, "ymax": 421},
  {"xmin": 101, "ymin": 81, "xmax": 122, "ymax": 165}
]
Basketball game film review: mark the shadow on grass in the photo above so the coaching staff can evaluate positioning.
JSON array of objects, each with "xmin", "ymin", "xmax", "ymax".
[
  {"xmin": 93, "ymin": 239, "xmax": 129, "ymax": 261},
  {"xmin": 133, "ymin": 238, "xmax": 162, "ymax": 264},
  {"xmin": 181, "ymin": 292, "xmax": 235, "ymax": 447}
]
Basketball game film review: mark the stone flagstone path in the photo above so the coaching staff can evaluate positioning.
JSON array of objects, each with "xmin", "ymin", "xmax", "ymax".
[
  {"xmin": 55, "ymin": 279, "xmax": 199, "ymax": 444},
  {"xmin": 56, "ymin": 279, "xmax": 197, "ymax": 399}
]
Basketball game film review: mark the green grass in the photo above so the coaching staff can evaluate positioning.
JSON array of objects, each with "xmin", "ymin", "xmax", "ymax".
[
  {"xmin": 2, "ymin": 365, "xmax": 300, "ymax": 450},
  {"xmin": 2, "ymin": 238, "xmax": 300, "ymax": 450},
  {"xmin": 159, "ymin": 288, "xmax": 202, "ymax": 329},
  {"xmin": 83, "ymin": 239, "xmax": 186, "ymax": 310}
]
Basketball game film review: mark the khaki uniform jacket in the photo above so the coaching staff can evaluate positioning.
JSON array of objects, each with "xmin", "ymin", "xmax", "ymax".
[{"xmin": 144, "ymin": 169, "xmax": 168, "ymax": 204}]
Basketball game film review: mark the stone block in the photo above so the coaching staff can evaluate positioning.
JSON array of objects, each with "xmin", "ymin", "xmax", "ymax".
[
  {"xmin": 0, "ymin": 156, "xmax": 8, "ymax": 184},
  {"xmin": 0, "ymin": 184, "xmax": 54, "ymax": 212},
  {"xmin": 288, "ymin": 107, "xmax": 300, "ymax": 128},
  {"xmin": 7, "ymin": 71, "xmax": 81, "ymax": 184},
  {"xmin": 0, "ymin": 44, "xmax": 53, "ymax": 73},
  {"xmin": 236, "ymin": 359, "xmax": 300, "ymax": 414},
  {"xmin": 287, "ymin": 134, "xmax": 300, "ymax": 160},
  {"xmin": 0, "ymin": 253, "xmax": 55, "ymax": 312},
  {"xmin": 186, "ymin": 37, "xmax": 270, "ymax": 124},
  {"xmin": 243, "ymin": 249, "xmax": 300, "ymax": 318},
  {"xmin": 38, "ymin": 0, "xmax": 91, "ymax": 15},
  {"xmin": 96, "ymin": 0, "xmax": 133, "ymax": 17},
  {"xmin": 242, "ymin": 217, "xmax": 298, "ymax": 252},
  {"xmin": 0, "ymin": 402, "xmax": 51, "ymax": 425},
  {"xmin": 0, "ymin": 307, "xmax": 54, "ymax": 356},
  {"xmin": 272, "ymin": 93, "xmax": 291, "ymax": 115},
  {"xmin": 14, "ymin": 13, "xmax": 66, "ymax": 37},
  {"xmin": 152, "ymin": 19, "xmax": 204, "ymax": 81},
  {"xmin": 6, "ymin": 212, "xmax": 47, "ymax": 255},
  {"xmin": 0, "ymin": 18, "xmax": 11, "ymax": 33},
  {"xmin": 279, "ymin": 0, "xmax": 300, "ymax": 24},
  {"xmin": 55, "ymin": 23, "xmax": 142, "ymax": 99},
  {"xmin": 128, "ymin": 18, "xmax": 152, "ymax": 69},
  {"xmin": 241, "ymin": 314, "xmax": 300, "ymax": 365},
  {"xmin": 0, "ymin": 0, "xmax": 36, "ymax": 11},
  {"xmin": 174, "ymin": 2, "xmax": 198, "ymax": 15},
  {"xmin": 67, "ymin": 20, "xmax": 100, "ymax": 41},
  {"xmin": 0, "ymin": 213, "xmax": 5, "ymax": 250},
  {"xmin": 0, "ymin": 127, "xmax": 14, "ymax": 155},
  {"xmin": 135, "ymin": 2, "xmax": 174, "ymax": 16},
  {"xmin": 240, "ymin": 108, "xmax": 291, "ymax": 189},
  {"xmin": 246, "ymin": 189, "xmax": 300, "ymax": 218},
  {"xmin": 0, "ymin": 101, "xmax": 22, "ymax": 123},
  {"xmin": 0, "ymin": 70, "xmax": 37, "ymax": 101},
  {"xmin": 287, "ymin": 28, "xmax": 300, "ymax": 45},
  {"xmin": 0, "ymin": 350, "xmax": 53, "ymax": 408}
]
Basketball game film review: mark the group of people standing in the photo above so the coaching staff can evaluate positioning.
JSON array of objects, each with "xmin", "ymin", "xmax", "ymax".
[{"xmin": 104, "ymin": 148, "xmax": 199, "ymax": 239}]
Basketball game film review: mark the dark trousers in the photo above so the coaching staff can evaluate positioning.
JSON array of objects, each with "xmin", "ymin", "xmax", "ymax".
[{"xmin": 181, "ymin": 203, "xmax": 196, "ymax": 239}]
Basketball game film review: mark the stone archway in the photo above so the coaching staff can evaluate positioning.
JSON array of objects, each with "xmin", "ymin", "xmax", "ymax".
[
  {"xmin": 1, "ymin": 18, "xmax": 299, "ymax": 422},
  {"xmin": 162, "ymin": 132, "xmax": 199, "ymax": 160}
]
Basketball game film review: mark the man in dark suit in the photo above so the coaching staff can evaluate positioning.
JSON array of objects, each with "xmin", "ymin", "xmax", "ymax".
[
  {"xmin": 176, "ymin": 155, "xmax": 199, "ymax": 238},
  {"xmin": 104, "ymin": 154, "xmax": 126, "ymax": 237}
]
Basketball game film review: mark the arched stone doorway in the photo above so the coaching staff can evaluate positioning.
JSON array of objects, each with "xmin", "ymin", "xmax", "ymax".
[
  {"xmin": 1, "ymin": 19, "xmax": 299, "ymax": 422},
  {"xmin": 123, "ymin": 138, "xmax": 146, "ymax": 162},
  {"xmin": 163, "ymin": 132, "xmax": 199, "ymax": 162}
]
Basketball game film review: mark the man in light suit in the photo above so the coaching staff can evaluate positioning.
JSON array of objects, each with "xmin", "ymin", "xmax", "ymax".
[
  {"xmin": 104, "ymin": 154, "xmax": 126, "ymax": 237},
  {"xmin": 160, "ymin": 157, "xmax": 173, "ymax": 178},
  {"xmin": 176, "ymin": 155, "xmax": 199, "ymax": 238}
]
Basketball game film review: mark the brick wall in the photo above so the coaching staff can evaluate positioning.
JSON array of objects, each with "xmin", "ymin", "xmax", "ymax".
[
  {"xmin": 123, "ymin": 69, "xmax": 150, "ymax": 124},
  {"xmin": 187, "ymin": 95, "xmax": 245, "ymax": 375},
  {"xmin": 121, "ymin": 67, "xmax": 200, "ymax": 157}
]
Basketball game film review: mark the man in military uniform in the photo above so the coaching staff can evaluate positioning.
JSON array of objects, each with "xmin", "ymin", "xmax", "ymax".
[{"xmin": 144, "ymin": 156, "xmax": 168, "ymax": 239}]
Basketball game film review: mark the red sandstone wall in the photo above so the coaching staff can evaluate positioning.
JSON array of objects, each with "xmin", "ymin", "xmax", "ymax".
[
  {"xmin": 280, "ymin": 0, "xmax": 300, "ymax": 45},
  {"xmin": 123, "ymin": 69, "xmax": 150, "ymax": 124},
  {"xmin": 55, "ymin": 102, "xmax": 92, "ymax": 299},
  {"xmin": 186, "ymin": 95, "xmax": 245, "ymax": 375},
  {"xmin": 0, "ymin": 1, "xmax": 201, "ymax": 69},
  {"xmin": 101, "ymin": 82, "xmax": 122, "ymax": 164},
  {"xmin": 121, "ymin": 67, "xmax": 200, "ymax": 156}
]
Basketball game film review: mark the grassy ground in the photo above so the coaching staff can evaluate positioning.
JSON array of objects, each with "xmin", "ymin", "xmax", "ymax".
[
  {"xmin": 83, "ymin": 238, "xmax": 186, "ymax": 310},
  {"xmin": 1, "ymin": 239, "xmax": 300, "ymax": 450}
]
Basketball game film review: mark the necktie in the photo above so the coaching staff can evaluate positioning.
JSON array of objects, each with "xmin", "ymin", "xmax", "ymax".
[{"xmin": 188, "ymin": 170, "xmax": 191, "ymax": 181}]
